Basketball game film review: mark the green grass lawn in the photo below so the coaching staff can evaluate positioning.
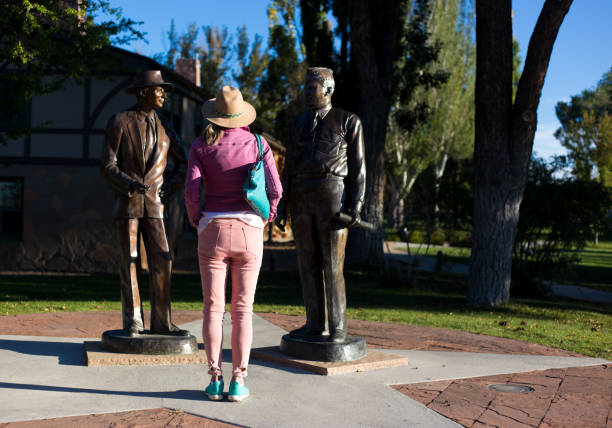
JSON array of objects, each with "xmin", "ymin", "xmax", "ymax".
[
  {"xmin": 542, "ymin": 241, "xmax": 612, "ymax": 293},
  {"xmin": 1, "ymin": 268, "xmax": 610, "ymax": 360}
]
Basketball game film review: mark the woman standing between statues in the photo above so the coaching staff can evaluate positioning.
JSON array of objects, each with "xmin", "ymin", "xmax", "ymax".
[{"xmin": 184, "ymin": 86, "xmax": 282, "ymax": 402}]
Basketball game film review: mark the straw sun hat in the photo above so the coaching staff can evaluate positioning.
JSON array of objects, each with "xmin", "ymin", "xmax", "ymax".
[{"xmin": 201, "ymin": 86, "xmax": 256, "ymax": 128}]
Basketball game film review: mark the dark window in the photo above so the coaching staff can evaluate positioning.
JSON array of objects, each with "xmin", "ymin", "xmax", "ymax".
[
  {"xmin": 0, "ymin": 102, "xmax": 30, "ymax": 131},
  {"xmin": 0, "ymin": 76, "xmax": 31, "ymax": 132},
  {"xmin": 0, "ymin": 178, "xmax": 24, "ymax": 240}
]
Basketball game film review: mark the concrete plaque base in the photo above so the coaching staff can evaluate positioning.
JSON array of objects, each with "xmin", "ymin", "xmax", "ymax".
[
  {"xmin": 251, "ymin": 346, "xmax": 408, "ymax": 376},
  {"xmin": 83, "ymin": 341, "xmax": 208, "ymax": 366},
  {"xmin": 280, "ymin": 333, "xmax": 366, "ymax": 362},
  {"xmin": 101, "ymin": 330, "xmax": 198, "ymax": 355}
]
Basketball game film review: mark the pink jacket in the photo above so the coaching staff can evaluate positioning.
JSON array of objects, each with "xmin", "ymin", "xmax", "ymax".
[{"xmin": 184, "ymin": 127, "xmax": 282, "ymax": 226}]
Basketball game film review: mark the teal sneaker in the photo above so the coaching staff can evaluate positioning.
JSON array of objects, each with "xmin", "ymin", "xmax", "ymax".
[
  {"xmin": 204, "ymin": 379, "xmax": 224, "ymax": 401},
  {"xmin": 228, "ymin": 381, "xmax": 249, "ymax": 402}
]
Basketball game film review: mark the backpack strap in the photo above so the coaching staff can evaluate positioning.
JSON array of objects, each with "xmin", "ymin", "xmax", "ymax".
[{"xmin": 255, "ymin": 134, "xmax": 264, "ymax": 161}]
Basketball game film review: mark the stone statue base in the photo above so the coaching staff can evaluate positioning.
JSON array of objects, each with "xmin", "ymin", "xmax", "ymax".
[
  {"xmin": 101, "ymin": 330, "xmax": 198, "ymax": 355},
  {"xmin": 279, "ymin": 333, "xmax": 366, "ymax": 362}
]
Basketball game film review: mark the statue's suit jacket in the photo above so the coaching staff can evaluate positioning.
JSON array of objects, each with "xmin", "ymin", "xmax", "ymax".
[{"xmin": 101, "ymin": 106, "xmax": 187, "ymax": 219}]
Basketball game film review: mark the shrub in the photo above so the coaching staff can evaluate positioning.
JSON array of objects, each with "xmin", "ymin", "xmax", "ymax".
[
  {"xmin": 447, "ymin": 230, "xmax": 472, "ymax": 247},
  {"xmin": 513, "ymin": 157, "xmax": 612, "ymax": 295},
  {"xmin": 409, "ymin": 230, "xmax": 425, "ymax": 244},
  {"xmin": 384, "ymin": 228, "xmax": 402, "ymax": 242},
  {"xmin": 429, "ymin": 229, "xmax": 446, "ymax": 246}
]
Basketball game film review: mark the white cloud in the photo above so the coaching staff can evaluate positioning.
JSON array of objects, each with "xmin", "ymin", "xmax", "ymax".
[{"xmin": 532, "ymin": 123, "xmax": 567, "ymax": 160}]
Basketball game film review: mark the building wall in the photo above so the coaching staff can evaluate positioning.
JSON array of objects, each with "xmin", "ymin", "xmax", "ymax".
[
  {"xmin": 0, "ymin": 137, "xmax": 26, "ymax": 157},
  {"xmin": 0, "ymin": 164, "xmax": 118, "ymax": 272},
  {"xmin": 0, "ymin": 54, "xmax": 286, "ymax": 273},
  {"xmin": 0, "ymin": 64, "xmax": 206, "ymax": 272}
]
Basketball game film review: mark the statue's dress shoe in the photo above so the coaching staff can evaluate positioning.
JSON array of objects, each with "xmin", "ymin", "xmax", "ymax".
[
  {"xmin": 151, "ymin": 324, "xmax": 190, "ymax": 336},
  {"xmin": 125, "ymin": 324, "xmax": 143, "ymax": 338},
  {"xmin": 328, "ymin": 329, "xmax": 346, "ymax": 343},
  {"xmin": 289, "ymin": 325, "xmax": 323, "ymax": 339},
  {"xmin": 169, "ymin": 326, "xmax": 190, "ymax": 336}
]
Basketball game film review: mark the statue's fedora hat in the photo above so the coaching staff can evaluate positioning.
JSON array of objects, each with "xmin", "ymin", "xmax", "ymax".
[
  {"xmin": 125, "ymin": 70, "xmax": 173, "ymax": 93},
  {"xmin": 201, "ymin": 86, "xmax": 256, "ymax": 128}
]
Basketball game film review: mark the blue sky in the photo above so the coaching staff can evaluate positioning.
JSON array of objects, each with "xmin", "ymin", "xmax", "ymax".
[{"xmin": 99, "ymin": 1, "xmax": 612, "ymax": 159}]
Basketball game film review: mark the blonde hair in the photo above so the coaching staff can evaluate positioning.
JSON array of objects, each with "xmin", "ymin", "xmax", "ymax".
[{"xmin": 203, "ymin": 123, "xmax": 223, "ymax": 145}]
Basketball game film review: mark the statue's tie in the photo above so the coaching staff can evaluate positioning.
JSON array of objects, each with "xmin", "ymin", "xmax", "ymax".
[
  {"xmin": 145, "ymin": 114, "xmax": 156, "ymax": 155},
  {"xmin": 311, "ymin": 111, "xmax": 319, "ymax": 133}
]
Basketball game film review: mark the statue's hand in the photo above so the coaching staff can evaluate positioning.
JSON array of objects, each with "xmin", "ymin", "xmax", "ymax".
[
  {"xmin": 346, "ymin": 207, "xmax": 360, "ymax": 227},
  {"xmin": 158, "ymin": 183, "xmax": 170, "ymax": 201},
  {"xmin": 275, "ymin": 200, "xmax": 288, "ymax": 232},
  {"xmin": 130, "ymin": 182, "xmax": 148, "ymax": 195},
  {"xmin": 275, "ymin": 216, "xmax": 287, "ymax": 233}
]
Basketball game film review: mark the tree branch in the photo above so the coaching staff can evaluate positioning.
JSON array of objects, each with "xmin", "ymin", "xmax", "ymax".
[{"xmin": 512, "ymin": 0, "xmax": 573, "ymax": 151}]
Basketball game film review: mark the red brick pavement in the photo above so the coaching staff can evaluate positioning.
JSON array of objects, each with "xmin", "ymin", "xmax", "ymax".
[
  {"xmin": 394, "ymin": 365, "xmax": 612, "ymax": 428},
  {"xmin": 0, "ymin": 408, "xmax": 238, "ymax": 428},
  {"xmin": 0, "ymin": 310, "xmax": 202, "ymax": 338}
]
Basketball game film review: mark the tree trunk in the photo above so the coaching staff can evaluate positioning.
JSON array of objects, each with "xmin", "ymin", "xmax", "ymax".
[
  {"xmin": 386, "ymin": 171, "xmax": 405, "ymax": 229},
  {"xmin": 345, "ymin": 0, "xmax": 403, "ymax": 265},
  {"xmin": 346, "ymin": 100, "xmax": 388, "ymax": 264},
  {"xmin": 432, "ymin": 151, "xmax": 449, "ymax": 229},
  {"xmin": 467, "ymin": 0, "xmax": 573, "ymax": 306}
]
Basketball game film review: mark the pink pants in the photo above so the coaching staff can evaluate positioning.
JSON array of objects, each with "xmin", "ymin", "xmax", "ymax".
[{"xmin": 198, "ymin": 218, "xmax": 263, "ymax": 378}]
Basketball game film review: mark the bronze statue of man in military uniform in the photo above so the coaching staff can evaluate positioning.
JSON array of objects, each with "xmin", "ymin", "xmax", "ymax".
[
  {"xmin": 276, "ymin": 67, "xmax": 366, "ymax": 343},
  {"xmin": 101, "ymin": 70, "xmax": 188, "ymax": 337}
]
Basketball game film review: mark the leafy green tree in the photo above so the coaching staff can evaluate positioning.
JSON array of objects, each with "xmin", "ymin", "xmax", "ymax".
[
  {"xmin": 178, "ymin": 23, "xmax": 200, "ymax": 59},
  {"xmin": 257, "ymin": 0, "xmax": 306, "ymax": 143},
  {"xmin": 300, "ymin": 0, "xmax": 335, "ymax": 69},
  {"xmin": 556, "ymin": 111, "xmax": 612, "ymax": 185},
  {"xmin": 386, "ymin": 0, "xmax": 475, "ymax": 228},
  {"xmin": 197, "ymin": 26, "xmax": 232, "ymax": 94},
  {"xmin": 234, "ymin": 25, "xmax": 269, "ymax": 104},
  {"xmin": 555, "ymin": 67, "xmax": 612, "ymax": 187},
  {"xmin": 158, "ymin": 19, "xmax": 179, "ymax": 68},
  {"xmin": 0, "ymin": 0, "xmax": 144, "ymax": 144},
  {"xmin": 292, "ymin": 0, "xmax": 452, "ymax": 262},
  {"xmin": 157, "ymin": 4, "xmax": 302, "ymax": 141},
  {"xmin": 556, "ymin": 67, "xmax": 612, "ymax": 130},
  {"xmin": 158, "ymin": 22, "xmax": 232, "ymax": 95},
  {"xmin": 514, "ymin": 156, "xmax": 612, "ymax": 290},
  {"xmin": 331, "ymin": 0, "xmax": 406, "ymax": 263}
]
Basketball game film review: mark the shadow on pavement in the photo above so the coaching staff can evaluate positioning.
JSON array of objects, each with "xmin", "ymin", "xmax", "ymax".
[
  {"xmin": 249, "ymin": 347, "xmax": 318, "ymax": 376},
  {"xmin": 0, "ymin": 381, "xmax": 205, "ymax": 401},
  {"xmin": 0, "ymin": 339, "xmax": 85, "ymax": 366}
]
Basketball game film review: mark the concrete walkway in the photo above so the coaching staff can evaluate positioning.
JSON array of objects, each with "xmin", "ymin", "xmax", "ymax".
[
  {"xmin": 0, "ymin": 314, "xmax": 609, "ymax": 427},
  {"xmin": 549, "ymin": 283, "xmax": 612, "ymax": 305}
]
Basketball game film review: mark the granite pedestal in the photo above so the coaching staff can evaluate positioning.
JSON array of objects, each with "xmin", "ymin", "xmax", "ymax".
[
  {"xmin": 101, "ymin": 329, "xmax": 198, "ymax": 355},
  {"xmin": 279, "ymin": 333, "xmax": 366, "ymax": 362}
]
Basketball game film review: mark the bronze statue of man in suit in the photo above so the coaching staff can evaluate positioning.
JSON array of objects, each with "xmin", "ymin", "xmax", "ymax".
[
  {"xmin": 101, "ymin": 70, "xmax": 188, "ymax": 337},
  {"xmin": 276, "ymin": 67, "xmax": 366, "ymax": 343}
]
